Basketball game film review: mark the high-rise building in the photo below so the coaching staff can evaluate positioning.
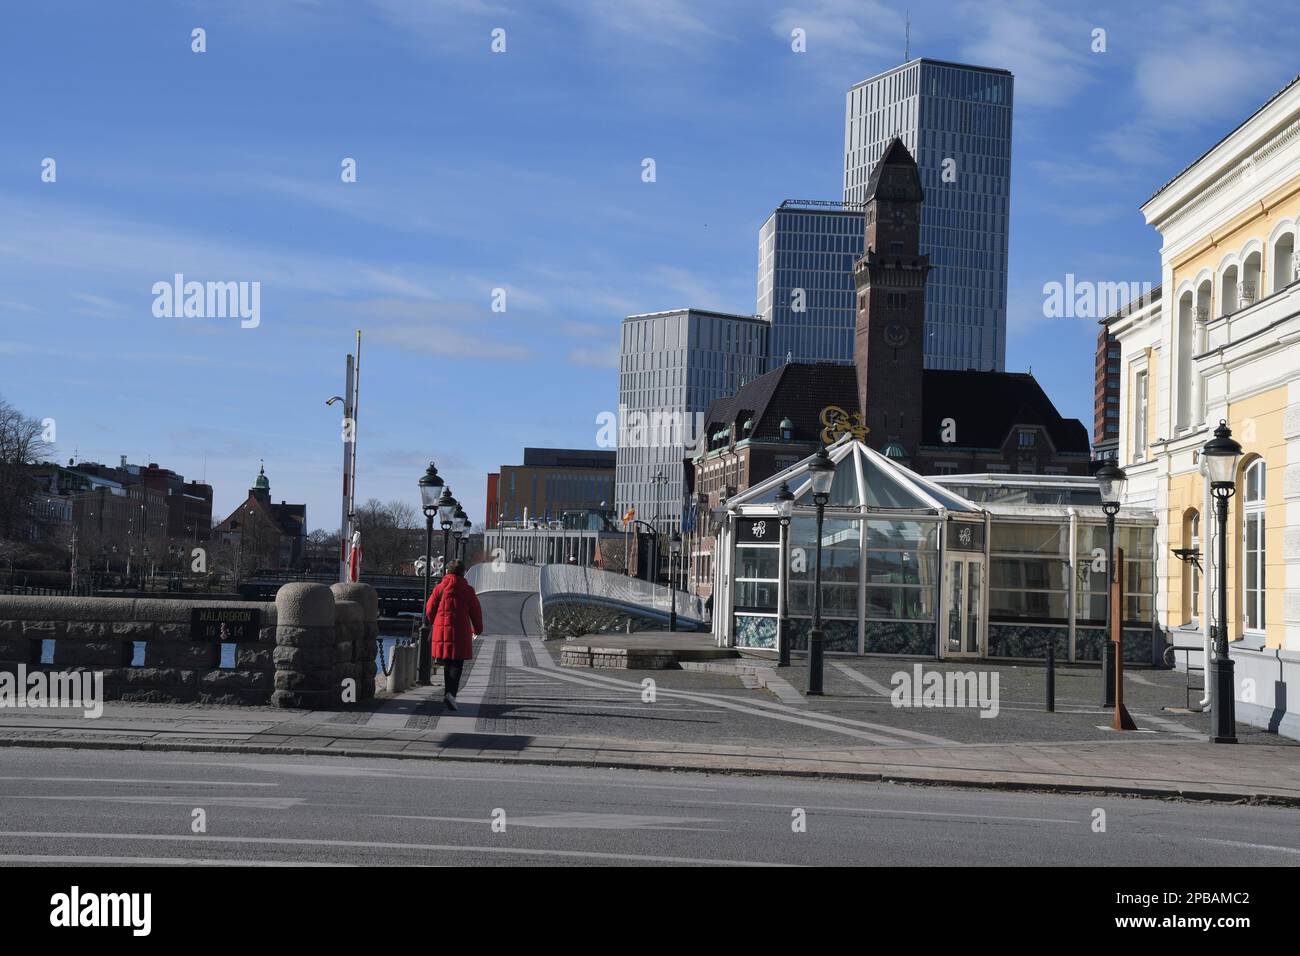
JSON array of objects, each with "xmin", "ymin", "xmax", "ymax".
[
  {"xmin": 843, "ymin": 58, "xmax": 1013, "ymax": 372},
  {"xmin": 758, "ymin": 201, "xmax": 865, "ymax": 370},
  {"xmin": 616, "ymin": 308, "xmax": 768, "ymax": 535}
]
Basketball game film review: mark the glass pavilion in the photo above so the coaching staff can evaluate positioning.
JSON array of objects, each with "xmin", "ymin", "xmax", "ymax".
[{"xmin": 713, "ymin": 438, "xmax": 1160, "ymax": 663}]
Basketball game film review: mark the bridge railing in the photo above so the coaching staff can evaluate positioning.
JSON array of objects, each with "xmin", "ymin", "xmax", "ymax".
[
  {"xmin": 465, "ymin": 562, "xmax": 542, "ymax": 594},
  {"xmin": 539, "ymin": 564, "xmax": 706, "ymax": 624}
]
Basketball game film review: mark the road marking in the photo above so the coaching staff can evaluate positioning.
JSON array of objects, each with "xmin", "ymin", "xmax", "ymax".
[
  {"xmin": 434, "ymin": 638, "xmax": 500, "ymax": 733},
  {"xmin": 3, "ymin": 795, "xmax": 304, "ymax": 809},
  {"xmin": 0, "ymin": 854, "xmax": 348, "ymax": 867},
  {"xmin": 692, "ymin": 798, "xmax": 1078, "ymax": 825},
  {"xmin": 515, "ymin": 665, "xmax": 941, "ymax": 746},
  {"xmin": 830, "ymin": 662, "xmax": 895, "ymax": 697},
  {"xmin": 527, "ymin": 663, "xmax": 959, "ymax": 746},
  {"xmin": 0, "ymin": 776, "xmax": 277, "ymax": 788},
  {"xmin": 373, "ymin": 811, "xmax": 724, "ymax": 831},
  {"xmin": 1199, "ymin": 838, "xmax": 1300, "ymax": 856},
  {"xmin": 0, "ymin": 831, "xmax": 793, "ymax": 867}
]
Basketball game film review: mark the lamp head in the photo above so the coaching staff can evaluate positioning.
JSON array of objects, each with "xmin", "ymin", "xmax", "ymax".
[
  {"xmin": 1202, "ymin": 419, "xmax": 1242, "ymax": 491},
  {"xmin": 418, "ymin": 461, "xmax": 444, "ymax": 512},
  {"xmin": 806, "ymin": 446, "xmax": 835, "ymax": 498},
  {"xmin": 774, "ymin": 480, "xmax": 795, "ymax": 521},
  {"xmin": 1094, "ymin": 462, "xmax": 1128, "ymax": 508}
]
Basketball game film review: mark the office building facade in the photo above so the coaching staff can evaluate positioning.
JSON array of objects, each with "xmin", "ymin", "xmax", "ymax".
[
  {"xmin": 493, "ymin": 448, "xmax": 615, "ymax": 525},
  {"xmin": 616, "ymin": 308, "xmax": 767, "ymax": 535},
  {"xmin": 757, "ymin": 201, "xmax": 865, "ymax": 370},
  {"xmin": 843, "ymin": 58, "xmax": 1013, "ymax": 372}
]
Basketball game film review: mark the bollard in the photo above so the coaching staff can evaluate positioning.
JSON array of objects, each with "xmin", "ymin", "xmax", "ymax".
[
  {"xmin": 1100, "ymin": 640, "xmax": 1114, "ymax": 708},
  {"xmin": 1045, "ymin": 637, "xmax": 1055, "ymax": 712}
]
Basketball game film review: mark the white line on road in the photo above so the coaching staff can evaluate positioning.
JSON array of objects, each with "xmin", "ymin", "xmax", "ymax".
[
  {"xmin": 515, "ymin": 665, "xmax": 940, "ymax": 746},
  {"xmin": 0, "ymin": 831, "xmax": 794, "ymax": 867},
  {"xmin": 0, "ymin": 854, "xmax": 349, "ymax": 867},
  {"xmin": 0, "ymin": 777, "xmax": 278, "ymax": 788},
  {"xmin": 830, "ymin": 662, "xmax": 895, "ymax": 697}
]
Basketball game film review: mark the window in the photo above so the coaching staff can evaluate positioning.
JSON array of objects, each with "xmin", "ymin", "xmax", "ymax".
[
  {"xmin": 1017, "ymin": 430, "xmax": 1037, "ymax": 448},
  {"xmin": 1185, "ymin": 510, "xmax": 1200, "ymax": 625},
  {"xmin": 1242, "ymin": 459, "xmax": 1265, "ymax": 633},
  {"xmin": 1132, "ymin": 369, "xmax": 1148, "ymax": 462}
]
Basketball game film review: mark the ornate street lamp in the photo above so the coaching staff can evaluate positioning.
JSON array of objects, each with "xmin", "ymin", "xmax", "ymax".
[
  {"xmin": 1095, "ymin": 461, "xmax": 1127, "ymax": 707},
  {"xmin": 774, "ymin": 481, "xmax": 795, "ymax": 667},
  {"xmin": 1203, "ymin": 420, "xmax": 1243, "ymax": 744},
  {"xmin": 669, "ymin": 532, "xmax": 681, "ymax": 632},
  {"xmin": 805, "ymin": 447, "xmax": 835, "ymax": 696},
  {"xmin": 417, "ymin": 462, "xmax": 443, "ymax": 685}
]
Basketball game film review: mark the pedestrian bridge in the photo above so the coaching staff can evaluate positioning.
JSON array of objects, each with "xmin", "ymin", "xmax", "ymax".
[{"xmin": 465, "ymin": 562, "xmax": 707, "ymax": 637}]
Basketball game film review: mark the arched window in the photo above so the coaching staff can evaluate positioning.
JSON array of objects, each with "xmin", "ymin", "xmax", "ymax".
[
  {"xmin": 1242, "ymin": 458, "xmax": 1266, "ymax": 633},
  {"xmin": 1176, "ymin": 291, "xmax": 1194, "ymax": 430},
  {"xmin": 1242, "ymin": 251, "xmax": 1262, "ymax": 306},
  {"xmin": 1220, "ymin": 264, "xmax": 1239, "ymax": 316},
  {"xmin": 1271, "ymin": 230, "xmax": 1295, "ymax": 294}
]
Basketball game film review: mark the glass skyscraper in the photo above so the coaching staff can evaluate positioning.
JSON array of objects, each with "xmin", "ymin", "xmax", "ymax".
[
  {"xmin": 757, "ymin": 201, "xmax": 865, "ymax": 371},
  {"xmin": 843, "ymin": 58, "xmax": 1013, "ymax": 371},
  {"xmin": 616, "ymin": 308, "xmax": 768, "ymax": 534}
]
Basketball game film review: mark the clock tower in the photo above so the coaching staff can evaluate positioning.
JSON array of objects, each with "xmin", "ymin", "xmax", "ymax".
[{"xmin": 853, "ymin": 138, "xmax": 930, "ymax": 458}]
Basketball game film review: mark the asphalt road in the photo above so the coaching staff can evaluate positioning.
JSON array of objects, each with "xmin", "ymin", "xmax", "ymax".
[{"xmin": 0, "ymin": 747, "xmax": 1296, "ymax": 866}]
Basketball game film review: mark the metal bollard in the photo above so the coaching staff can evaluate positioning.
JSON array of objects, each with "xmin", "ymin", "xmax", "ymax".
[{"xmin": 1046, "ymin": 637, "xmax": 1055, "ymax": 713}]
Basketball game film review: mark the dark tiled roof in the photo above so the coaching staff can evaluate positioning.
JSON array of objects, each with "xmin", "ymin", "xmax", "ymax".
[
  {"xmin": 920, "ymin": 370, "xmax": 1090, "ymax": 454},
  {"xmin": 701, "ymin": 362, "xmax": 857, "ymax": 448}
]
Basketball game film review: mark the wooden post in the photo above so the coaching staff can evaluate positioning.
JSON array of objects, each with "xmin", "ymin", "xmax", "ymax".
[{"xmin": 1111, "ymin": 547, "xmax": 1137, "ymax": 730}]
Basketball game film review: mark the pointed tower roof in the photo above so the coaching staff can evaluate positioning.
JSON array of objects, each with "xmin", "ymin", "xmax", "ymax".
[{"xmin": 864, "ymin": 137, "xmax": 924, "ymax": 204}]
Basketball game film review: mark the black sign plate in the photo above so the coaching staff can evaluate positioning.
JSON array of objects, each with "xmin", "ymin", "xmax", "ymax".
[{"xmin": 190, "ymin": 607, "xmax": 261, "ymax": 641}]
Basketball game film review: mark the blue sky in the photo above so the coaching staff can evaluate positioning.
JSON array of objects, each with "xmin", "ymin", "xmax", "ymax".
[{"xmin": 3, "ymin": 0, "xmax": 1298, "ymax": 530}]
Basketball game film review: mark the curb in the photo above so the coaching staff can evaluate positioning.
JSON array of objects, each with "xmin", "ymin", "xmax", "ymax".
[{"xmin": 0, "ymin": 734, "xmax": 1296, "ymax": 808}]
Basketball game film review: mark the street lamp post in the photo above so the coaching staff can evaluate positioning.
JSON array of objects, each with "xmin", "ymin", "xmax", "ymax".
[
  {"xmin": 669, "ymin": 532, "xmax": 681, "ymax": 632},
  {"xmin": 775, "ymin": 481, "xmax": 794, "ymax": 667},
  {"xmin": 1203, "ymin": 420, "xmax": 1243, "ymax": 744},
  {"xmin": 1095, "ymin": 462, "xmax": 1127, "ymax": 708},
  {"xmin": 805, "ymin": 448, "xmax": 835, "ymax": 696},
  {"xmin": 417, "ymin": 462, "xmax": 444, "ymax": 686}
]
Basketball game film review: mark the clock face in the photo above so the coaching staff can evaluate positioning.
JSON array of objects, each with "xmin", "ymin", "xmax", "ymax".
[
  {"xmin": 884, "ymin": 321, "xmax": 910, "ymax": 347},
  {"xmin": 889, "ymin": 207, "xmax": 905, "ymax": 225}
]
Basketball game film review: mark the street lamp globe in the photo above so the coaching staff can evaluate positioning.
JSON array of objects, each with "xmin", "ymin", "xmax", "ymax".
[
  {"xmin": 436, "ymin": 487, "xmax": 457, "ymax": 527},
  {"xmin": 669, "ymin": 532, "xmax": 682, "ymax": 556},
  {"xmin": 1094, "ymin": 462, "xmax": 1128, "ymax": 514},
  {"xmin": 418, "ymin": 461, "xmax": 443, "ymax": 514},
  {"xmin": 806, "ymin": 447, "xmax": 835, "ymax": 499},
  {"xmin": 774, "ymin": 480, "xmax": 795, "ymax": 521},
  {"xmin": 1202, "ymin": 420, "xmax": 1243, "ymax": 492}
]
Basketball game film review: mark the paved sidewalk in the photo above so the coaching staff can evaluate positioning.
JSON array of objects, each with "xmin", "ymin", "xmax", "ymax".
[{"xmin": 2, "ymin": 696, "xmax": 1297, "ymax": 806}]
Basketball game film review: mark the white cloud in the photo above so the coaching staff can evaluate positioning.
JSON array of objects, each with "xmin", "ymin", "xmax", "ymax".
[{"xmin": 956, "ymin": 1, "xmax": 1095, "ymax": 108}]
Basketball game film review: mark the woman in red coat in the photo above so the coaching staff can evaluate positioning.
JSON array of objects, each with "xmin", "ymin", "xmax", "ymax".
[{"xmin": 424, "ymin": 559, "xmax": 484, "ymax": 709}]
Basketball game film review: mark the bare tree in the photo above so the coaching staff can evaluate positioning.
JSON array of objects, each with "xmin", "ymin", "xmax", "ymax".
[{"xmin": 0, "ymin": 396, "xmax": 53, "ymax": 543}]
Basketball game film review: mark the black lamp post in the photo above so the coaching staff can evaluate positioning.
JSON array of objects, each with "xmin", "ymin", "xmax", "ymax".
[
  {"xmin": 669, "ymin": 532, "xmax": 681, "ymax": 632},
  {"xmin": 417, "ymin": 462, "xmax": 444, "ymax": 686},
  {"xmin": 805, "ymin": 447, "xmax": 835, "ymax": 696},
  {"xmin": 1095, "ymin": 462, "xmax": 1127, "ymax": 706},
  {"xmin": 774, "ymin": 481, "xmax": 794, "ymax": 667},
  {"xmin": 1203, "ymin": 420, "xmax": 1243, "ymax": 744}
]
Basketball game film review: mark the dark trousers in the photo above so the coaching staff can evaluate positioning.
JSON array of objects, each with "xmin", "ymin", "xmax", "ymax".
[{"xmin": 441, "ymin": 659, "xmax": 464, "ymax": 697}]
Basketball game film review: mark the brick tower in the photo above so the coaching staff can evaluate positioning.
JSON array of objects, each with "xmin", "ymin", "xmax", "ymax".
[{"xmin": 853, "ymin": 138, "xmax": 930, "ymax": 457}]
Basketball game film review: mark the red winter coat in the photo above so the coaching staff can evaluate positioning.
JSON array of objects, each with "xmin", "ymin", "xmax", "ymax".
[{"xmin": 425, "ymin": 572, "xmax": 483, "ymax": 661}]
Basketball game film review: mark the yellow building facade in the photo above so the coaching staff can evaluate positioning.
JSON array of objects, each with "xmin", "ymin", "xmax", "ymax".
[{"xmin": 1112, "ymin": 76, "xmax": 1300, "ymax": 737}]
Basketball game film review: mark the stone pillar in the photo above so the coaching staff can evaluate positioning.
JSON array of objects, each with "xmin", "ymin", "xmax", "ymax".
[
  {"xmin": 331, "ymin": 582, "xmax": 378, "ymax": 702},
  {"xmin": 272, "ymin": 583, "xmax": 338, "ymax": 709}
]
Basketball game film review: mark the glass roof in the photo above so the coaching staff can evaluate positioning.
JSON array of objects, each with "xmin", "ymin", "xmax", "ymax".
[{"xmin": 732, "ymin": 439, "xmax": 980, "ymax": 514}]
